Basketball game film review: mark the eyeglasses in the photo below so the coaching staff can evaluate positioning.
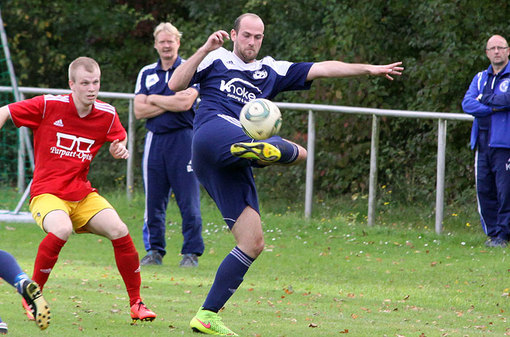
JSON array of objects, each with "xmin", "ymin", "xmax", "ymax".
[{"xmin": 486, "ymin": 46, "xmax": 509, "ymax": 52}]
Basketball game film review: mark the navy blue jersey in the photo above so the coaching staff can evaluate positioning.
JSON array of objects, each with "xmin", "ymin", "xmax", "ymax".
[
  {"xmin": 190, "ymin": 47, "xmax": 313, "ymax": 128},
  {"xmin": 135, "ymin": 57, "xmax": 198, "ymax": 133}
]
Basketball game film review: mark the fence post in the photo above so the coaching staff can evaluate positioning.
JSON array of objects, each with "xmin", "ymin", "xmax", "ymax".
[
  {"xmin": 368, "ymin": 114, "xmax": 379, "ymax": 226},
  {"xmin": 126, "ymin": 98, "xmax": 135, "ymax": 201},
  {"xmin": 17, "ymin": 127, "xmax": 26, "ymax": 192},
  {"xmin": 435, "ymin": 119, "xmax": 447, "ymax": 234},
  {"xmin": 305, "ymin": 109, "xmax": 315, "ymax": 219}
]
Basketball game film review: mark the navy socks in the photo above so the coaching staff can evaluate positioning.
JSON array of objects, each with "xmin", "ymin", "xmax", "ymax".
[
  {"xmin": 202, "ymin": 246, "xmax": 254, "ymax": 312},
  {"xmin": 266, "ymin": 137, "xmax": 299, "ymax": 163},
  {"xmin": 0, "ymin": 250, "xmax": 30, "ymax": 294}
]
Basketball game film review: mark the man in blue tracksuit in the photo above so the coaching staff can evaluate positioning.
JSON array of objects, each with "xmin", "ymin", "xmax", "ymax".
[
  {"xmin": 134, "ymin": 22, "xmax": 204, "ymax": 266},
  {"xmin": 462, "ymin": 34, "xmax": 510, "ymax": 247}
]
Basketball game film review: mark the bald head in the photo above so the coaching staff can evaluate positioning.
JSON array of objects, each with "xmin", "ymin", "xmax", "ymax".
[
  {"xmin": 233, "ymin": 13, "xmax": 264, "ymax": 33},
  {"xmin": 487, "ymin": 35, "xmax": 508, "ymax": 49},
  {"xmin": 486, "ymin": 35, "xmax": 510, "ymax": 72}
]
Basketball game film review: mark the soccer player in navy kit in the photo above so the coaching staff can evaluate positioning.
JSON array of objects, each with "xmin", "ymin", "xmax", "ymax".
[
  {"xmin": 135, "ymin": 22, "xmax": 204, "ymax": 267},
  {"xmin": 169, "ymin": 13, "xmax": 403, "ymax": 335}
]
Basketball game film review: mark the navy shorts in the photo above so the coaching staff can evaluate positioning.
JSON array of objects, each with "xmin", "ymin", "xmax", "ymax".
[{"xmin": 192, "ymin": 114, "xmax": 262, "ymax": 228}]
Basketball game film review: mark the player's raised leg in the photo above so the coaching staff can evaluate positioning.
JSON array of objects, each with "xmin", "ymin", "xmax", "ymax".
[{"xmin": 231, "ymin": 136, "xmax": 307, "ymax": 166}]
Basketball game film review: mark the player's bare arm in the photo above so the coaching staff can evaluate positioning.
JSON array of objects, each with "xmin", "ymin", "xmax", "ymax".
[
  {"xmin": 169, "ymin": 30, "xmax": 230, "ymax": 92},
  {"xmin": 109, "ymin": 138, "xmax": 129, "ymax": 159},
  {"xmin": 134, "ymin": 87, "xmax": 198, "ymax": 120},
  {"xmin": 0, "ymin": 105, "xmax": 11, "ymax": 129},
  {"xmin": 307, "ymin": 61, "xmax": 404, "ymax": 81},
  {"xmin": 134, "ymin": 94, "xmax": 165, "ymax": 120},
  {"xmin": 148, "ymin": 87, "xmax": 199, "ymax": 113}
]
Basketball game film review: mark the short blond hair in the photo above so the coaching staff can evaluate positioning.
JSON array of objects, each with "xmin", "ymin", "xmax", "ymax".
[
  {"xmin": 153, "ymin": 22, "xmax": 182, "ymax": 41},
  {"xmin": 68, "ymin": 57, "xmax": 100, "ymax": 82}
]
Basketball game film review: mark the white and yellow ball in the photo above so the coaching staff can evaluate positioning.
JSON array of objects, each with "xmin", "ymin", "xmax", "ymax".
[{"xmin": 239, "ymin": 98, "xmax": 282, "ymax": 140}]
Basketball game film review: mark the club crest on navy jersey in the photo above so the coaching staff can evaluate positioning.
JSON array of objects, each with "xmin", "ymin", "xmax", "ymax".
[{"xmin": 253, "ymin": 70, "xmax": 268, "ymax": 79}]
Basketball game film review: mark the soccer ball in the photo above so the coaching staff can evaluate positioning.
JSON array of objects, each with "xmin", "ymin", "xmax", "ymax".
[{"xmin": 239, "ymin": 98, "xmax": 282, "ymax": 140}]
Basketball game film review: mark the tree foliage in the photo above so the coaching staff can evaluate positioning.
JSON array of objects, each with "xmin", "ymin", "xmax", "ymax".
[{"xmin": 2, "ymin": 0, "xmax": 510, "ymax": 203}]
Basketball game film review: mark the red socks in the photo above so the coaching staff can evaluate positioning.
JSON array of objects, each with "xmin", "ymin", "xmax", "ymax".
[
  {"xmin": 32, "ymin": 232, "xmax": 66, "ymax": 290},
  {"xmin": 111, "ymin": 234, "xmax": 141, "ymax": 306},
  {"xmin": 32, "ymin": 232, "xmax": 141, "ymax": 307}
]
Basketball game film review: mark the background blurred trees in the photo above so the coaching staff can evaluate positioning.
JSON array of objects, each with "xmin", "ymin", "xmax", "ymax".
[{"xmin": 2, "ymin": 0, "xmax": 509, "ymax": 205}]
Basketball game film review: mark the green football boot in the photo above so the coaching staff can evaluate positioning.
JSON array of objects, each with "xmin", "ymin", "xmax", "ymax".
[{"xmin": 190, "ymin": 308, "xmax": 238, "ymax": 336}]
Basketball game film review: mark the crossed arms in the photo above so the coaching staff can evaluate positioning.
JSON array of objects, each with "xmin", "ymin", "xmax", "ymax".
[{"xmin": 134, "ymin": 87, "xmax": 199, "ymax": 120}]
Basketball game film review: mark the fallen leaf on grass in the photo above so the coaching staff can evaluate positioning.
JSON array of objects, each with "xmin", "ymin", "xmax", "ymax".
[{"xmin": 284, "ymin": 286, "xmax": 294, "ymax": 294}]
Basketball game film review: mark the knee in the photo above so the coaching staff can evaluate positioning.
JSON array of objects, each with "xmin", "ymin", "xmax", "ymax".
[
  {"xmin": 49, "ymin": 225, "xmax": 73, "ymax": 241},
  {"xmin": 237, "ymin": 234, "xmax": 265, "ymax": 259},
  {"xmin": 252, "ymin": 237, "xmax": 265, "ymax": 257},
  {"xmin": 249, "ymin": 235, "xmax": 265, "ymax": 258},
  {"xmin": 108, "ymin": 222, "xmax": 129, "ymax": 240}
]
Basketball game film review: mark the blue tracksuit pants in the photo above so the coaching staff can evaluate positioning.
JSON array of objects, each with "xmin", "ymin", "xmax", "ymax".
[
  {"xmin": 475, "ymin": 130, "xmax": 510, "ymax": 240},
  {"xmin": 142, "ymin": 129, "xmax": 204, "ymax": 256}
]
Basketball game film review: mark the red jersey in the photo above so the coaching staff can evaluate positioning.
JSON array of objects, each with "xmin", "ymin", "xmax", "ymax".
[{"xmin": 8, "ymin": 94, "xmax": 127, "ymax": 201}]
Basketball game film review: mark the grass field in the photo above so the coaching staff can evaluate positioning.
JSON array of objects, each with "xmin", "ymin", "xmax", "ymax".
[{"xmin": 1, "ymin": 191, "xmax": 509, "ymax": 336}]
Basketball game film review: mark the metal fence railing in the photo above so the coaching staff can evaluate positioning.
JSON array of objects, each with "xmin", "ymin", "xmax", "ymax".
[{"xmin": 0, "ymin": 86, "xmax": 475, "ymax": 233}]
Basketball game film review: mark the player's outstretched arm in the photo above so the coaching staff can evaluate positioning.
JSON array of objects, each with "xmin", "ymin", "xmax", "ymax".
[
  {"xmin": 169, "ymin": 30, "xmax": 230, "ymax": 92},
  {"xmin": 109, "ymin": 139, "xmax": 129, "ymax": 159},
  {"xmin": 307, "ymin": 61, "xmax": 404, "ymax": 81},
  {"xmin": 0, "ymin": 105, "xmax": 11, "ymax": 129}
]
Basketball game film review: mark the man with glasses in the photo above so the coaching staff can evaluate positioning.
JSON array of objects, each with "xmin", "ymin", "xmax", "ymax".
[{"xmin": 462, "ymin": 34, "xmax": 510, "ymax": 247}]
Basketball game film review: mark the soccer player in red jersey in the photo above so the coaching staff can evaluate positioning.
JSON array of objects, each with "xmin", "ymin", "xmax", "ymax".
[{"xmin": 0, "ymin": 56, "xmax": 156, "ymax": 324}]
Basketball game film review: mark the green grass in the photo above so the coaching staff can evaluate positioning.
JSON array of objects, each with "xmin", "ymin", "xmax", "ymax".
[{"xmin": 1, "ymin": 191, "xmax": 509, "ymax": 336}]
